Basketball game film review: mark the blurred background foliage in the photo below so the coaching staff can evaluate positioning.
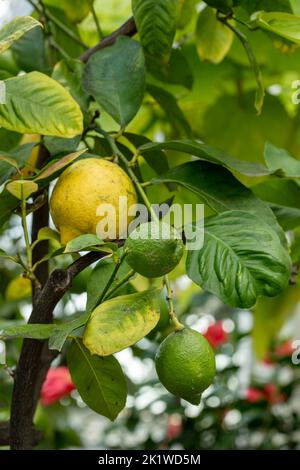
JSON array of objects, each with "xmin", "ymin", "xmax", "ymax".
[{"xmin": 1, "ymin": 0, "xmax": 300, "ymax": 449}]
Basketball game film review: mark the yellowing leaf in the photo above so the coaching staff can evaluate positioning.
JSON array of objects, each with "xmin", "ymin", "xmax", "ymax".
[
  {"xmin": 0, "ymin": 16, "xmax": 42, "ymax": 54},
  {"xmin": 83, "ymin": 289, "xmax": 161, "ymax": 356},
  {"xmin": 0, "ymin": 72, "xmax": 83, "ymax": 137},
  {"xmin": 6, "ymin": 179, "xmax": 38, "ymax": 200},
  {"xmin": 196, "ymin": 7, "xmax": 234, "ymax": 64},
  {"xmin": 35, "ymin": 149, "xmax": 87, "ymax": 181}
]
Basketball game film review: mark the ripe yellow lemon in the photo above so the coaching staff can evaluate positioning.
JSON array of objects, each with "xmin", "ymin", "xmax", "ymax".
[
  {"xmin": 50, "ymin": 158, "xmax": 137, "ymax": 244},
  {"xmin": 155, "ymin": 328, "xmax": 216, "ymax": 404},
  {"xmin": 124, "ymin": 221, "xmax": 184, "ymax": 278},
  {"xmin": 5, "ymin": 276, "xmax": 32, "ymax": 302}
]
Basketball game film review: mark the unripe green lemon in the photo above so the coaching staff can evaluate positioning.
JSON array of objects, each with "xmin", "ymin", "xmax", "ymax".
[
  {"xmin": 125, "ymin": 221, "xmax": 184, "ymax": 278},
  {"xmin": 155, "ymin": 328, "xmax": 216, "ymax": 405}
]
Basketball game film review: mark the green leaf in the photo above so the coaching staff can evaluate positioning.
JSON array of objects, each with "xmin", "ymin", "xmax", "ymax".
[
  {"xmin": 62, "ymin": 0, "xmax": 92, "ymax": 23},
  {"xmin": 132, "ymin": 0, "xmax": 178, "ymax": 63},
  {"xmin": 35, "ymin": 149, "xmax": 87, "ymax": 181},
  {"xmin": 186, "ymin": 211, "xmax": 291, "ymax": 308},
  {"xmin": 0, "ymin": 323, "xmax": 55, "ymax": 340},
  {"xmin": 205, "ymin": 1, "xmax": 234, "ymax": 14},
  {"xmin": 6, "ymin": 180, "xmax": 38, "ymax": 200},
  {"xmin": 253, "ymin": 284, "xmax": 300, "ymax": 358},
  {"xmin": 264, "ymin": 142, "xmax": 300, "ymax": 177},
  {"xmin": 253, "ymin": 178, "xmax": 300, "ymax": 230},
  {"xmin": 0, "ymin": 72, "xmax": 83, "ymax": 137},
  {"xmin": 0, "ymin": 189, "xmax": 19, "ymax": 228},
  {"xmin": 67, "ymin": 338, "xmax": 127, "ymax": 421},
  {"xmin": 0, "ymin": 143, "xmax": 36, "ymax": 184},
  {"xmin": 37, "ymin": 227, "xmax": 60, "ymax": 242},
  {"xmin": 49, "ymin": 313, "xmax": 89, "ymax": 351},
  {"xmin": 43, "ymin": 135, "xmax": 81, "ymax": 156},
  {"xmin": 83, "ymin": 289, "xmax": 161, "ymax": 356},
  {"xmin": 12, "ymin": 27, "xmax": 47, "ymax": 72},
  {"xmin": 86, "ymin": 257, "xmax": 133, "ymax": 313},
  {"xmin": 177, "ymin": 0, "xmax": 198, "ymax": 29},
  {"xmin": 52, "ymin": 59, "xmax": 89, "ymax": 112},
  {"xmin": 253, "ymin": 11, "xmax": 300, "ymax": 44},
  {"xmin": 64, "ymin": 234, "xmax": 105, "ymax": 253},
  {"xmin": 146, "ymin": 49, "xmax": 193, "ymax": 89},
  {"xmin": 140, "ymin": 139, "xmax": 270, "ymax": 176},
  {"xmin": 241, "ymin": 0, "xmax": 292, "ymax": 14},
  {"xmin": 0, "ymin": 16, "xmax": 42, "ymax": 54},
  {"xmin": 82, "ymin": 37, "xmax": 145, "ymax": 127},
  {"xmin": 196, "ymin": 7, "xmax": 234, "ymax": 64},
  {"xmin": 153, "ymin": 161, "xmax": 286, "ymax": 245},
  {"xmin": 147, "ymin": 85, "xmax": 192, "ymax": 136}
]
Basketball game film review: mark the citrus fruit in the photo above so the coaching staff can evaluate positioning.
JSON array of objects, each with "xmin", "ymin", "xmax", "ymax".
[
  {"xmin": 5, "ymin": 276, "xmax": 32, "ymax": 302},
  {"xmin": 155, "ymin": 328, "xmax": 216, "ymax": 404},
  {"xmin": 124, "ymin": 221, "xmax": 184, "ymax": 278},
  {"xmin": 50, "ymin": 158, "xmax": 137, "ymax": 244}
]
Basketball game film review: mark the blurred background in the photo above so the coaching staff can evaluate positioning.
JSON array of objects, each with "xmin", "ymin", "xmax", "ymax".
[{"xmin": 1, "ymin": 0, "xmax": 300, "ymax": 450}]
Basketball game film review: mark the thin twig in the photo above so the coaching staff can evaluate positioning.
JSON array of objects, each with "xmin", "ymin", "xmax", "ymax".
[{"xmin": 80, "ymin": 17, "xmax": 137, "ymax": 62}]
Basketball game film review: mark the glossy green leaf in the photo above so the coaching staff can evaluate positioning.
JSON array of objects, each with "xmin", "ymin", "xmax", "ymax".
[
  {"xmin": 264, "ymin": 142, "xmax": 300, "ymax": 177},
  {"xmin": 187, "ymin": 211, "xmax": 291, "ymax": 308},
  {"xmin": 0, "ymin": 72, "xmax": 83, "ymax": 137},
  {"xmin": 37, "ymin": 227, "xmax": 60, "ymax": 242},
  {"xmin": 64, "ymin": 234, "xmax": 105, "ymax": 253},
  {"xmin": 49, "ymin": 313, "xmax": 89, "ymax": 351},
  {"xmin": 196, "ymin": 7, "xmax": 234, "ymax": 64},
  {"xmin": 253, "ymin": 11, "xmax": 300, "ymax": 44},
  {"xmin": 83, "ymin": 289, "xmax": 161, "ymax": 356},
  {"xmin": 12, "ymin": 27, "xmax": 46, "ymax": 72},
  {"xmin": 6, "ymin": 180, "xmax": 38, "ymax": 200},
  {"xmin": 132, "ymin": 0, "xmax": 178, "ymax": 63},
  {"xmin": 140, "ymin": 139, "xmax": 270, "ymax": 176},
  {"xmin": 0, "ymin": 323, "xmax": 55, "ymax": 340},
  {"xmin": 153, "ymin": 161, "xmax": 286, "ymax": 245},
  {"xmin": 0, "ymin": 16, "xmax": 42, "ymax": 54},
  {"xmin": 83, "ymin": 37, "xmax": 145, "ymax": 127},
  {"xmin": 67, "ymin": 338, "xmax": 127, "ymax": 421}
]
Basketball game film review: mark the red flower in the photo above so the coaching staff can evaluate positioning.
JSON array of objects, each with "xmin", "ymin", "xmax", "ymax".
[
  {"xmin": 245, "ymin": 387, "xmax": 265, "ymax": 403},
  {"xmin": 40, "ymin": 366, "xmax": 75, "ymax": 406},
  {"xmin": 166, "ymin": 414, "xmax": 182, "ymax": 440},
  {"xmin": 245, "ymin": 384, "xmax": 286, "ymax": 405},
  {"xmin": 263, "ymin": 384, "xmax": 286, "ymax": 404},
  {"xmin": 274, "ymin": 340, "xmax": 294, "ymax": 359},
  {"xmin": 204, "ymin": 321, "xmax": 228, "ymax": 349}
]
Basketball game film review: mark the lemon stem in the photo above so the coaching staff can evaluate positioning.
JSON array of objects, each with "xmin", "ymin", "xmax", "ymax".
[
  {"xmin": 104, "ymin": 269, "xmax": 135, "ymax": 301},
  {"xmin": 98, "ymin": 126, "xmax": 184, "ymax": 331},
  {"xmin": 98, "ymin": 250, "xmax": 128, "ymax": 303},
  {"xmin": 20, "ymin": 186, "xmax": 32, "ymax": 271}
]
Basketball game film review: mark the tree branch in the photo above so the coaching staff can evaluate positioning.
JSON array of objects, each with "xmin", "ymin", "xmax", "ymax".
[
  {"xmin": 80, "ymin": 16, "xmax": 137, "ymax": 63},
  {"xmin": 9, "ymin": 251, "xmax": 108, "ymax": 449}
]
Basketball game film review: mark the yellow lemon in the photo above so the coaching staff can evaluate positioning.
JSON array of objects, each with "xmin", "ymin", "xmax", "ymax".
[
  {"xmin": 5, "ymin": 276, "xmax": 32, "ymax": 302},
  {"xmin": 50, "ymin": 158, "xmax": 137, "ymax": 244}
]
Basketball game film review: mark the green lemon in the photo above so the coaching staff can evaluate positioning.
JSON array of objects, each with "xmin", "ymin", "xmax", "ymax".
[
  {"xmin": 124, "ymin": 221, "xmax": 184, "ymax": 278},
  {"xmin": 155, "ymin": 328, "xmax": 216, "ymax": 405}
]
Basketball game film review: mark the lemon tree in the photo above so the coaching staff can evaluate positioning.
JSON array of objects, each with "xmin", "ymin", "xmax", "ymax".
[{"xmin": 0, "ymin": 0, "xmax": 298, "ymax": 451}]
